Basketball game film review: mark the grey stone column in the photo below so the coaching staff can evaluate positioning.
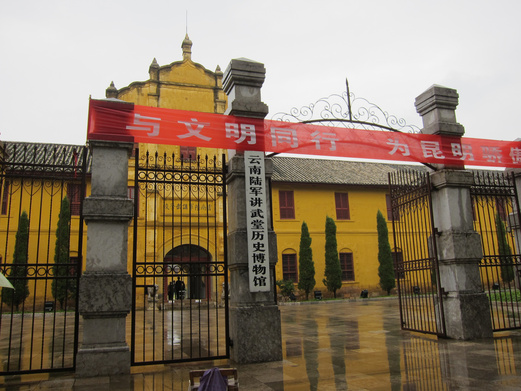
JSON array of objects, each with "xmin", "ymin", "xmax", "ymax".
[
  {"xmin": 76, "ymin": 140, "xmax": 134, "ymax": 376},
  {"xmin": 223, "ymin": 58, "xmax": 283, "ymax": 363},
  {"xmin": 416, "ymin": 85, "xmax": 492, "ymax": 339}
]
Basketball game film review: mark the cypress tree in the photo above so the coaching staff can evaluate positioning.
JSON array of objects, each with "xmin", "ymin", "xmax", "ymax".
[
  {"xmin": 298, "ymin": 221, "xmax": 315, "ymax": 300},
  {"xmin": 52, "ymin": 197, "xmax": 73, "ymax": 309},
  {"xmin": 496, "ymin": 213, "xmax": 514, "ymax": 283},
  {"xmin": 2, "ymin": 211, "xmax": 30, "ymax": 310},
  {"xmin": 377, "ymin": 210, "xmax": 395, "ymax": 295},
  {"xmin": 323, "ymin": 216, "xmax": 342, "ymax": 298}
]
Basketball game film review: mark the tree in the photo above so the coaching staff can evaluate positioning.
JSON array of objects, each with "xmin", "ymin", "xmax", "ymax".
[
  {"xmin": 276, "ymin": 279, "xmax": 295, "ymax": 299},
  {"xmin": 2, "ymin": 211, "xmax": 30, "ymax": 310},
  {"xmin": 298, "ymin": 221, "xmax": 315, "ymax": 300},
  {"xmin": 323, "ymin": 216, "xmax": 342, "ymax": 298},
  {"xmin": 495, "ymin": 213, "xmax": 515, "ymax": 283},
  {"xmin": 377, "ymin": 210, "xmax": 395, "ymax": 295},
  {"xmin": 52, "ymin": 197, "xmax": 73, "ymax": 309}
]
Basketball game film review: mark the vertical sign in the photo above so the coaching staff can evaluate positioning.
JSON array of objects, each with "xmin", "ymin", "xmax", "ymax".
[{"xmin": 244, "ymin": 151, "xmax": 270, "ymax": 292}]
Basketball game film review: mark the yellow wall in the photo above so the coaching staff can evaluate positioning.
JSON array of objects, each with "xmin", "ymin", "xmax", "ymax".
[
  {"xmin": 114, "ymin": 37, "xmax": 228, "ymax": 300},
  {"xmin": 272, "ymin": 182, "xmax": 395, "ymax": 297},
  {"xmin": 118, "ymin": 60, "xmax": 226, "ymax": 114},
  {"xmin": 0, "ymin": 178, "xmax": 91, "ymax": 307}
]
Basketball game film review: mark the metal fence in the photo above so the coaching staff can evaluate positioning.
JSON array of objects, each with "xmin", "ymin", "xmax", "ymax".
[
  {"xmin": 471, "ymin": 170, "xmax": 521, "ymax": 331},
  {"xmin": 389, "ymin": 169, "xmax": 446, "ymax": 337},
  {"xmin": 131, "ymin": 150, "xmax": 229, "ymax": 365},
  {"xmin": 0, "ymin": 143, "xmax": 87, "ymax": 374}
]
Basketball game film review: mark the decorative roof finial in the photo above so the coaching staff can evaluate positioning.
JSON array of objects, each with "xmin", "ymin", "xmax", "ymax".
[
  {"xmin": 149, "ymin": 58, "xmax": 160, "ymax": 80},
  {"xmin": 105, "ymin": 81, "xmax": 118, "ymax": 99},
  {"xmin": 149, "ymin": 58, "xmax": 159, "ymax": 70},
  {"xmin": 182, "ymin": 34, "xmax": 192, "ymax": 62}
]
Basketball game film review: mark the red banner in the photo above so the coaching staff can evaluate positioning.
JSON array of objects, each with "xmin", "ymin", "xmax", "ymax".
[{"xmin": 87, "ymin": 99, "xmax": 521, "ymax": 168}]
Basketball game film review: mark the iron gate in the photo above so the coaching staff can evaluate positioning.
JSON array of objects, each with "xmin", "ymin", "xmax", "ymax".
[
  {"xmin": 471, "ymin": 171, "xmax": 521, "ymax": 331},
  {"xmin": 0, "ymin": 142, "xmax": 87, "ymax": 374},
  {"xmin": 131, "ymin": 150, "xmax": 229, "ymax": 366},
  {"xmin": 389, "ymin": 169, "xmax": 446, "ymax": 336}
]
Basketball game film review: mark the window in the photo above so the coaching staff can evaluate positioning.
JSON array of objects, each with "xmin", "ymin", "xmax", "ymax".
[
  {"xmin": 335, "ymin": 193, "xmax": 350, "ymax": 220},
  {"xmin": 392, "ymin": 251, "xmax": 404, "ymax": 279},
  {"xmin": 279, "ymin": 191, "xmax": 295, "ymax": 219},
  {"xmin": 1, "ymin": 181, "xmax": 9, "ymax": 215},
  {"xmin": 67, "ymin": 183, "xmax": 82, "ymax": 216},
  {"xmin": 496, "ymin": 198, "xmax": 507, "ymax": 221},
  {"xmin": 339, "ymin": 252, "xmax": 355, "ymax": 281},
  {"xmin": 386, "ymin": 194, "xmax": 399, "ymax": 221},
  {"xmin": 180, "ymin": 146, "xmax": 197, "ymax": 161},
  {"xmin": 282, "ymin": 253, "xmax": 298, "ymax": 282}
]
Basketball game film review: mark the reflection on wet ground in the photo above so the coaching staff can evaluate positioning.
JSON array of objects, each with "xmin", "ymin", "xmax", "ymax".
[{"xmin": 2, "ymin": 298, "xmax": 521, "ymax": 390}]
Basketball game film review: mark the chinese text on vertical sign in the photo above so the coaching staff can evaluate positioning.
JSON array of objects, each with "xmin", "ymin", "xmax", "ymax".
[{"xmin": 244, "ymin": 151, "xmax": 270, "ymax": 292}]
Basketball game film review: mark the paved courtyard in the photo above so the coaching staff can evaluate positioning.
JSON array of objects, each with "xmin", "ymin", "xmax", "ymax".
[{"xmin": 1, "ymin": 298, "xmax": 521, "ymax": 390}]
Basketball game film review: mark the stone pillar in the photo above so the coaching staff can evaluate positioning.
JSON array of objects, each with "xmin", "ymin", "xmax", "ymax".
[
  {"xmin": 416, "ymin": 85, "xmax": 492, "ymax": 339},
  {"xmin": 76, "ymin": 140, "xmax": 134, "ymax": 376},
  {"xmin": 223, "ymin": 58, "xmax": 282, "ymax": 363}
]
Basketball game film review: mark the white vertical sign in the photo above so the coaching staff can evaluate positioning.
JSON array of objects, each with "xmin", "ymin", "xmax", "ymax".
[{"xmin": 244, "ymin": 151, "xmax": 270, "ymax": 292}]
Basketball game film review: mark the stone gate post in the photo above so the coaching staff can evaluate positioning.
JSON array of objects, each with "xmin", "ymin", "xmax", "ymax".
[
  {"xmin": 76, "ymin": 140, "xmax": 134, "ymax": 376},
  {"xmin": 223, "ymin": 58, "xmax": 283, "ymax": 362},
  {"xmin": 415, "ymin": 85, "xmax": 492, "ymax": 339}
]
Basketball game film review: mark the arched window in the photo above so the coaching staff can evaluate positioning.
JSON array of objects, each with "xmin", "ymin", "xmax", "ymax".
[
  {"xmin": 282, "ymin": 249, "xmax": 298, "ymax": 282},
  {"xmin": 392, "ymin": 248, "xmax": 404, "ymax": 279},
  {"xmin": 339, "ymin": 250, "xmax": 355, "ymax": 281}
]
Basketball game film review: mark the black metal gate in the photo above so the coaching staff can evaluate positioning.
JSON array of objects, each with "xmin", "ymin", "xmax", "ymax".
[
  {"xmin": 131, "ymin": 150, "xmax": 229, "ymax": 366},
  {"xmin": 471, "ymin": 171, "xmax": 521, "ymax": 331},
  {"xmin": 389, "ymin": 169, "xmax": 446, "ymax": 336},
  {"xmin": 0, "ymin": 142, "xmax": 87, "ymax": 374}
]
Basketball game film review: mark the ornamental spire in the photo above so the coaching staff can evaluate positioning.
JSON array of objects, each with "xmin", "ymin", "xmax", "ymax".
[
  {"xmin": 105, "ymin": 81, "xmax": 118, "ymax": 99},
  {"xmin": 182, "ymin": 34, "xmax": 192, "ymax": 61}
]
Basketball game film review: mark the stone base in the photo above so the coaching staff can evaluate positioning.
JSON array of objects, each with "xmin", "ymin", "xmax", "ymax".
[
  {"xmin": 75, "ymin": 344, "xmax": 130, "ymax": 377},
  {"xmin": 443, "ymin": 292, "xmax": 493, "ymax": 340},
  {"xmin": 230, "ymin": 305, "xmax": 282, "ymax": 363}
]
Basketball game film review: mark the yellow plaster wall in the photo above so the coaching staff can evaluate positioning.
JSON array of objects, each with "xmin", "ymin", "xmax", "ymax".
[
  {"xmin": 0, "ymin": 179, "xmax": 91, "ymax": 307},
  {"xmin": 272, "ymin": 183, "xmax": 395, "ymax": 296},
  {"xmin": 116, "ymin": 45, "xmax": 228, "ymax": 300},
  {"xmin": 116, "ymin": 59, "xmax": 226, "ymax": 114}
]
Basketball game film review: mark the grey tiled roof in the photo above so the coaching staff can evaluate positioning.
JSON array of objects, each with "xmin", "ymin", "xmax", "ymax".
[
  {"xmin": 271, "ymin": 156, "xmax": 427, "ymax": 186},
  {"xmin": 2, "ymin": 141, "xmax": 428, "ymax": 185},
  {"xmin": 2, "ymin": 141, "xmax": 92, "ymax": 174}
]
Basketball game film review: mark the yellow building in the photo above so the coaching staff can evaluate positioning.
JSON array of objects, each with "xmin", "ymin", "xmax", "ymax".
[
  {"xmin": 271, "ymin": 157, "xmax": 402, "ymax": 298},
  {"xmin": 0, "ymin": 142, "xmax": 91, "ymax": 309},
  {"xmin": 104, "ymin": 35, "xmax": 229, "ymax": 303},
  {"xmin": 0, "ymin": 36, "xmax": 407, "ymax": 306},
  {"xmin": 106, "ymin": 33, "xmax": 227, "ymax": 160}
]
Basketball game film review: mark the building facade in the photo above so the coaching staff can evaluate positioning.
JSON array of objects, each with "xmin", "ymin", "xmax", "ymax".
[
  {"xmin": 271, "ymin": 157, "xmax": 411, "ymax": 297},
  {"xmin": 0, "ymin": 36, "xmax": 411, "ymax": 306}
]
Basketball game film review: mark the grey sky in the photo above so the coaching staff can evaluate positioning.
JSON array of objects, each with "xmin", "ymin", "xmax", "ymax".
[{"xmin": 1, "ymin": 0, "xmax": 519, "ymax": 146}]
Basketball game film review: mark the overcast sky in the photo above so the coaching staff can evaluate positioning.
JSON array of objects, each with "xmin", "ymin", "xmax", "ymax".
[{"xmin": 1, "ymin": 0, "xmax": 519, "ymax": 147}]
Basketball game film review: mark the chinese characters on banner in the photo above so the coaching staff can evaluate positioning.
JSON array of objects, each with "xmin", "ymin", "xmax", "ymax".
[
  {"xmin": 244, "ymin": 151, "xmax": 270, "ymax": 292},
  {"xmin": 87, "ymin": 99, "xmax": 521, "ymax": 168}
]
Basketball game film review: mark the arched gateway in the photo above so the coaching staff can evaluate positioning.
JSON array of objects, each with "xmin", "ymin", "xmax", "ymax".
[{"xmin": 163, "ymin": 244, "xmax": 211, "ymax": 300}]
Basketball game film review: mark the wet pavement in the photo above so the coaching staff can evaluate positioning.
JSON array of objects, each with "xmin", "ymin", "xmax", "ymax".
[{"xmin": 2, "ymin": 298, "xmax": 521, "ymax": 390}]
